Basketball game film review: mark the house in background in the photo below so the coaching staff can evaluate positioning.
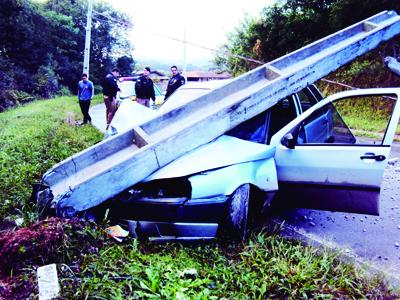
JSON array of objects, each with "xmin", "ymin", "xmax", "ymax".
[{"xmin": 183, "ymin": 71, "xmax": 231, "ymax": 82}]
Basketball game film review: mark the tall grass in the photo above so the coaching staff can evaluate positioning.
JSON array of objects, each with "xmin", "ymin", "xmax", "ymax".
[
  {"xmin": 0, "ymin": 95, "xmax": 103, "ymax": 224},
  {"xmin": 60, "ymin": 232, "xmax": 395, "ymax": 299}
]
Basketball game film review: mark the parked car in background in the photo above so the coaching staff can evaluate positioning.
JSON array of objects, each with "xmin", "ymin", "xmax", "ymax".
[
  {"xmin": 118, "ymin": 76, "xmax": 164, "ymax": 105},
  {"xmin": 106, "ymin": 77, "xmax": 164, "ymax": 136},
  {"xmin": 158, "ymin": 80, "xmax": 232, "ymax": 114}
]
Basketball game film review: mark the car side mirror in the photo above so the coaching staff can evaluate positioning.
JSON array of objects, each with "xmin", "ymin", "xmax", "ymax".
[{"xmin": 281, "ymin": 133, "xmax": 295, "ymax": 149}]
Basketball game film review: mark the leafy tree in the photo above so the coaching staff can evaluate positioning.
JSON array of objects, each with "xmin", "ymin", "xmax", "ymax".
[
  {"xmin": 216, "ymin": 0, "xmax": 400, "ymax": 75},
  {"xmin": 34, "ymin": 63, "xmax": 60, "ymax": 98},
  {"xmin": 116, "ymin": 55, "xmax": 135, "ymax": 76},
  {"xmin": 0, "ymin": 0, "xmax": 134, "ymax": 108},
  {"xmin": 42, "ymin": 0, "xmax": 133, "ymax": 90}
]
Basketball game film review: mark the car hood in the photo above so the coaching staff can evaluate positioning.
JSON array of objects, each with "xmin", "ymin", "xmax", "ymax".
[{"xmin": 145, "ymin": 135, "xmax": 276, "ymax": 181}]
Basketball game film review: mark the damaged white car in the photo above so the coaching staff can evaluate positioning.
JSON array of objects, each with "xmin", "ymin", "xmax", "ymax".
[{"xmin": 85, "ymin": 82, "xmax": 400, "ymax": 241}]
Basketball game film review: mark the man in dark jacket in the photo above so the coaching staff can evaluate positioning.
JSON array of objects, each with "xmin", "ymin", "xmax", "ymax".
[
  {"xmin": 164, "ymin": 65, "xmax": 185, "ymax": 100},
  {"xmin": 135, "ymin": 67, "xmax": 155, "ymax": 107},
  {"xmin": 102, "ymin": 68, "xmax": 120, "ymax": 130}
]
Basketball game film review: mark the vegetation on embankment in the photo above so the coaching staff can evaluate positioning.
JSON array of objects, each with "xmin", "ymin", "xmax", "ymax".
[
  {"xmin": 0, "ymin": 95, "xmax": 398, "ymax": 299},
  {"xmin": 0, "ymin": 95, "xmax": 103, "ymax": 225},
  {"xmin": 315, "ymin": 43, "xmax": 400, "ymax": 138}
]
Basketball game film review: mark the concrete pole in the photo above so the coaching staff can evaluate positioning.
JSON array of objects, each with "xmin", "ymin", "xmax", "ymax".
[
  {"xmin": 182, "ymin": 27, "xmax": 187, "ymax": 76},
  {"xmin": 83, "ymin": 0, "xmax": 93, "ymax": 77}
]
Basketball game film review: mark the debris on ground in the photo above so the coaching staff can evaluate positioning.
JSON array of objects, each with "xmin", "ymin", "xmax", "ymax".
[
  {"xmin": 0, "ymin": 218, "xmax": 105, "ymax": 299},
  {"xmin": 105, "ymin": 225, "xmax": 129, "ymax": 242},
  {"xmin": 37, "ymin": 264, "xmax": 60, "ymax": 300}
]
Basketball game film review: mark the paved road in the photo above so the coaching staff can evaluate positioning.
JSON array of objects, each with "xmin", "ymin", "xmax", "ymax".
[
  {"xmin": 270, "ymin": 145, "xmax": 400, "ymax": 285},
  {"xmin": 90, "ymin": 104, "xmax": 107, "ymax": 133}
]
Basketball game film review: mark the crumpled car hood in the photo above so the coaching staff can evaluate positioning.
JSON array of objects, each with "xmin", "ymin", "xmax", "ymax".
[{"xmin": 145, "ymin": 135, "xmax": 276, "ymax": 181}]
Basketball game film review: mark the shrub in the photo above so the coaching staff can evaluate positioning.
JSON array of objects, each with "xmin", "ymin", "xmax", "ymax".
[
  {"xmin": 0, "ymin": 90, "xmax": 34, "ymax": 112},
  {"xmin": 94, "ymin": 84, "xmax": 103, "ymax": 95},
  {"xmin": 57, "ymin": 86, "xmax": 72, "ymax": 97},
  {"xmin": 34, "ymin": 64, "xmax": 59, "ymax": 98}
]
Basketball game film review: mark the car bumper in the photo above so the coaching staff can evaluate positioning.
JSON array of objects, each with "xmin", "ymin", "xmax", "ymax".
[
  {"xmin": 125, "ymin": 220, "xmax": 219, "ymax": 241},
  {"xmin": 110, "ymin": 195, "xmax": 229, "ymax": 240}
]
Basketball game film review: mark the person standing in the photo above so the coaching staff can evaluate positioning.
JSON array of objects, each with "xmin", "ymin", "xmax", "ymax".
[
  {"xmin": 77, "ymin": 73, "xmax": 94, "ymax": 124},
  {"xmin": 164, "ymin": 65, "xmax": 185, "ymax": 100},
  {"xmin": 102, "ymin": 68, "xmax": 120, "ymax": 130},
  {"xmin": 135, "ymin": 67, "xmax": 155, "ymax": 108}
]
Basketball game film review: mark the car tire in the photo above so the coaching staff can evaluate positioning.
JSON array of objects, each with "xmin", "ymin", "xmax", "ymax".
[{"xmin": 220, "ymin": 184, "xmax": 250, "ymax": 241}]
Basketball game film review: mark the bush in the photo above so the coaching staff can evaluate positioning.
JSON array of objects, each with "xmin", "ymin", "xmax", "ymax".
[
  {"xmin": 34, "ymin": 64, "xmax": 59, "ymax": 98},
  {"xmin": 0, "ymin": 90, "xmax": 34, "ymax": 112},
  {"xmin": 57, "ymin": 86, "xmax": 72, "ymax": 97}
]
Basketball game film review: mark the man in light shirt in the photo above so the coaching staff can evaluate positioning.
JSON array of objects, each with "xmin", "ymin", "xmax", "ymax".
[{"xmin": 77, "ymin": 73, "xmax": 94, "ymax": 124}]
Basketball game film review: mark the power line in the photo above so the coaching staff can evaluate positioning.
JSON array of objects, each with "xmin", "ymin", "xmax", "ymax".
[{"xmin": 91, "ymin": 9, "xmax": 265, "ymax": 65}]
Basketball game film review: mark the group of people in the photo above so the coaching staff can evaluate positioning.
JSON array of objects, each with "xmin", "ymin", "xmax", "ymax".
[{"xmin": 77, "ymin": 65, "xmax": 186, "ymax": 130}]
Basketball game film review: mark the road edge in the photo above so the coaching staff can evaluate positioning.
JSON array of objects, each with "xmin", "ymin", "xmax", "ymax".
[{"xmin": 272, "ymin": 218, "xmax": 400, "ymax": 290}]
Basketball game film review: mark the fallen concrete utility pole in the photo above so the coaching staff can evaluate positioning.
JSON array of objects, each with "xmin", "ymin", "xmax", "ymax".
[{"xmin": 39, "ymin": 11, "xmax": 400, "ymax": 216}]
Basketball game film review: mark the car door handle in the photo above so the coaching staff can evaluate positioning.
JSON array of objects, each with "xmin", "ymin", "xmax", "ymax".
[{"xmin": 360, "ymin": 153, "xmax": 386, "ymax": 161}]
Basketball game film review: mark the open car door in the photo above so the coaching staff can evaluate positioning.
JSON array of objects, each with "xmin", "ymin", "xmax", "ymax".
[{"xmin": 270, "ymin": 88, "xmax": 400, "ymax": 215}]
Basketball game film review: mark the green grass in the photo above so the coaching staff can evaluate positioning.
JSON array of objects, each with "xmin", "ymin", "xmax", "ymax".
[
  {"xmin": 337, "ymin": 111, "xmax": 400, "ymax": 141},
  {"xmin": 58, "ymin": 231, "xmax": 394, "ymax": 299},
  {"xmin": 331, "ymin": 96, "xmax": 400, "ymax": 141},
  {"xmin": 0, "ymin": 95, "xmax": 398, "ymax": 298},
  {"xmin": 0, "ymin": 95, "xmax": 103, "ymax": 224}
]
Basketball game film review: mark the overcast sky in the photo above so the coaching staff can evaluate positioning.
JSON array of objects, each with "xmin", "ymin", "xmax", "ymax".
[{"xmin": 106, "ymin": 0, "xmax": 274, "ymax": 66}]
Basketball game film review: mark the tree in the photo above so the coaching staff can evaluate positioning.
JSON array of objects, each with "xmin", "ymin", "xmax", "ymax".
[
  {"xmin": 215, "ymin": 0, "xmax": 400, "ymax": 75},
  {"xmin": 116, "ymin": 55, "xmax": 135, "ymax": 76},
  {"xmin": 0, "ymin": 0, "xmax": 134, "ymax": 108},
  {"xmin": 43, "ymin": 0, "xmax": 134, "ymax": 89}
]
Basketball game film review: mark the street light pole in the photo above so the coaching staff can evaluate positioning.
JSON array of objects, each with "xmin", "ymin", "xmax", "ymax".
[{"xmin": 83, "ymin": 0, "xmax": 93, "ymax": 77}]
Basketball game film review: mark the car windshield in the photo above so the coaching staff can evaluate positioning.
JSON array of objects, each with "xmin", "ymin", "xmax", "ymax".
[{"xmin": 226, "ymin": 111, "xmax": 269, "ymax": 144}]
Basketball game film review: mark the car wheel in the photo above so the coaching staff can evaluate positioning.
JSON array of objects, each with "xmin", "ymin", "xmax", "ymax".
[{"xmin": 220, "ymin": 184, "xmax": 250, "ymax": 241}]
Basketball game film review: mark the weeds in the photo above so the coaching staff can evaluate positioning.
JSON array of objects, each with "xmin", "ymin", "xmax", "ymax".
[
  {"xmin": 0, "ymin": 95, "xmax": 103, "ymax": 224},
  {"xmin": 59, "ymin": 232, "xmax": 397, "ymax": 299}
]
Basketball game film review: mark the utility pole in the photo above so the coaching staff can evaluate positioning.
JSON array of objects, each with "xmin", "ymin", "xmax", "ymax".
[
  {"xmin": 182, "ymin": 27, "xmax": 187, "ymax": 78},
  {"xmin": 83, "ymin": 0, "xmax": 93, "ymax": 77}
]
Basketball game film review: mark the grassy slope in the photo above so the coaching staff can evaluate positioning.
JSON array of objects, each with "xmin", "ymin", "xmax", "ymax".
[
  {"xmin": 0, "ymin": 95, "xmax": 103, "ymax": 224},
  {"xmin": 316, "ymin": 39, "xmax": 400, "ymax": 137},
  {"xmin": 0, "ymin": 95, "xmax": 398, "ymax": 298}
]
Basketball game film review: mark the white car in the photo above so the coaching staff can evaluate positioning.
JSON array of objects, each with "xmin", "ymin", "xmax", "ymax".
[
  {"xmin": 90, "ymin": 81, "xmax": 400, "ymax": 241},
  {"xmin": 117, "ymin": 76, "xmax": 164, "ymax": 105},
  {"xmin": 107, "ymin": 77, "xmax": 163, "ymax": 136}
]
